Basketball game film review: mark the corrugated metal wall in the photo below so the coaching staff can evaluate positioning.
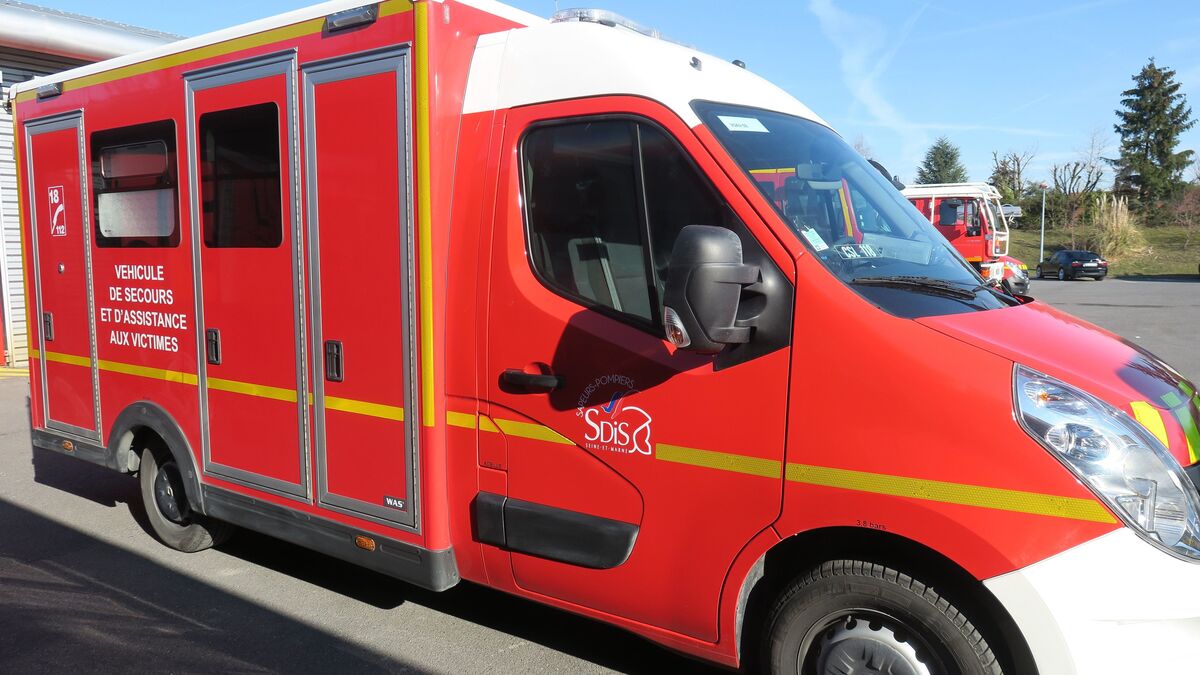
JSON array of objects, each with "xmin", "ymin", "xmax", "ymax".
[{"xmin": 0, "ymin": 46, "xmax": 87, "ymax": 366}]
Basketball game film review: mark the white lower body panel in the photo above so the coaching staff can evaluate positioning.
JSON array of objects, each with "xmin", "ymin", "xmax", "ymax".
[{"xmin": 986, "ymin": 528, "xmax": 1200, "ymax": 674}]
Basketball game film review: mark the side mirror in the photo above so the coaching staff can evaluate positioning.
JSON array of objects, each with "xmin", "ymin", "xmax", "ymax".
[{"xmin": 662, "ymin": 225, "xmax": 759, "ymax": 354}]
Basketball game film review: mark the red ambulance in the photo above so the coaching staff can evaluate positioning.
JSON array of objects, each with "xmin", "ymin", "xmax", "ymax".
[
  {"xmin": 902, "ymin": 182, "xmax": 1031, "ymax": 294},
  {"xmin": 11, "ymin": 2, "xmax": 1200, "ymax": 672}
]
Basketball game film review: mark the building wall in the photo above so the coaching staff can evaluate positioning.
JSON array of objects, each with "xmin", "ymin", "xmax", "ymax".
[{"xmin": 0, "ymin": 47, "xmax": 87, "ymax": 366}]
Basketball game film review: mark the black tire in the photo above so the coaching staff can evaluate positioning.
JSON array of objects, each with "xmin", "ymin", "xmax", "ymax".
[
  {"xmin": 1057, "ymin": 268, "xmax": 1066, "ymax": 281},
  {"xmin": 1035, "ymin": 265, "xmax": 1044, "ymax": 279},
  {"xmin": 764, "ymin": 560, "xmax": 1002, "ymax": 675},
  {"xmin": 139, "ymin": 445, "xmax": 232, "ymax": 552}
]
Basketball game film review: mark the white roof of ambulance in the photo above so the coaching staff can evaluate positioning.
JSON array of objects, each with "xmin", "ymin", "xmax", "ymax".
[
  {"xmin": 462, "ymin": 14, "xmax": 829, "ymax": 129},
  {"xmin": 901, "ymin": 183, "xmax": 1004, "ymax": 200}
]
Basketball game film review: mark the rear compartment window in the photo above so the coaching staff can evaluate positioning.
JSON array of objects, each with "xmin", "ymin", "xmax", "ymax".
[
  {"xmin": 521, "ymin": 118, "xmax": 743, "ymax": 328},
  {"xmin": 91, "ymin": 120, "xmax": 180, "ymax": 247},
  {"xmin": 199, "ymin": 102, "xmax": 283, "ymax": 248}
]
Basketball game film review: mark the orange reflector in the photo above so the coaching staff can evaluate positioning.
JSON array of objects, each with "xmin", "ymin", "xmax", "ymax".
[
  {"xmin": 61, "ymin": 440, "xmax": 74, "ymax": 452},
  {"xmin": 354, "ymin": 535, "xmax": 376, "ymax": 552}
]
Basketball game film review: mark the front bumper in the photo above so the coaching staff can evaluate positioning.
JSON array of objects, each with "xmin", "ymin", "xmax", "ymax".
[{"xmin": 986, "ymin": 528, "xmax": 1200, "ymax": 674}]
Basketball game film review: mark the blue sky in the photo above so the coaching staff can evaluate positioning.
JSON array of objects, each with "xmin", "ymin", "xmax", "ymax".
[{"xmin": 33, "ymin": 0, "xmax": 1200, "ymax": 185}]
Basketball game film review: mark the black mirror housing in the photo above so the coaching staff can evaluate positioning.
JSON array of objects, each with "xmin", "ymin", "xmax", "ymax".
[{"xmin": 663, "ymin": 225, "xmax": 759, "ymax": 354}]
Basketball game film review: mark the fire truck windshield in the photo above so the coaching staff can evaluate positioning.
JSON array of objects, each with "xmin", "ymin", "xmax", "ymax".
[{"xmin": 693, "ymin": 101, "xmax": 1015, "ymax": 318}]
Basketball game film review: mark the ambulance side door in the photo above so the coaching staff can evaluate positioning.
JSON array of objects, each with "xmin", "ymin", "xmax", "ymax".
[{"xmin": 484, "ymin": 98, "xmax": 792, "ymax": 642}]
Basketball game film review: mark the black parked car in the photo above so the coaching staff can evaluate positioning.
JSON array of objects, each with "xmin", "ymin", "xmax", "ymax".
[{"xmin": 1037, "ymin": 250, "xmax": 1108, "ymax": 280}]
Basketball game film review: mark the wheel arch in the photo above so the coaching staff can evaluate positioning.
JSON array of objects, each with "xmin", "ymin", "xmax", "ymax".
[
  {"xmin": 107, "ymin": 401, "xmax": 204, "ymax": 512},
  {"xmin": 736, "ymin": 526, "xmax": 1038, "ymax": 674}
]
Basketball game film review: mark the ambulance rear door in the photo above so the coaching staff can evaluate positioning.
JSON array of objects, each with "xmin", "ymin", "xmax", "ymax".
[{"xmin": 26, "ymin": 111, "xmax": 100, "ymax": 441}]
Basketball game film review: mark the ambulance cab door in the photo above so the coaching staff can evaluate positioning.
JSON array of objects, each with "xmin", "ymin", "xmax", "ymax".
[
  {"xmin": 186, "ymin": 54, "xmax": 308, "ymax": 498},
  {"xmin": 26, "ymin": 112, "xmax": 100, "ymax": 441},
  {"xmin": 485, "ymin": 100, "xmax": 792, "ymax": 641}
]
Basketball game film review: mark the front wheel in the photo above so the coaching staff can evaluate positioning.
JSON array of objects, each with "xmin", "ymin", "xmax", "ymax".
[
  {"xmin": 764, "ymin": 560, "xmax": 1002, "ymax": 675},
  {"xmin": 139, "ymin": 445, "xmax": 232, "ymax": 552},
  {"xmin": 1036, "ymin": 265, "xmax": 1045, "ymax": 279}
]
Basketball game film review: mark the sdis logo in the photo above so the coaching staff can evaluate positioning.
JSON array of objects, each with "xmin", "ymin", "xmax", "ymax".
[{"xmin": 581, "ymin": 387, "xmax": 652, "ymax": 456}]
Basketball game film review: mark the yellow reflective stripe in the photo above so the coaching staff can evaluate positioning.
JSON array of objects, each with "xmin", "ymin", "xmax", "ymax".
[
  {"xmin": 478, "ymin": 415, "xmax": 500, "ymax": 433},
  {"xmin": 748, "ymin": 168, "xmax": 793, "ymax": 174},
  {"xmin": 325, "ymin": 396, "xmax": 403, "ymax": 422},
  {"xmin": 656, "ymin": 443, "xmax": 782, "ymax": 478},
  {"xmin": 41, "ymin": 350, "xmax": 92, "ymax": 368},
  {"xmin": 98, "ymin": 359, "xmax": 198, "ymax": 385},
  {"xmin": 446, "ymin": 410, "xmax": 477, "ymax": 429},
  {"xmin": 493, "ymin": 418, "xmax": 572, "ymax": 444},
  {"xmin": 414, "ymin": 0, "xmax": 435, "ymax": 427},
  {"xmin": 207, "ymin": 377, "xmax": 296, "ymax": 403},
  {"xmin": 1131, "ymin": 401, "xmax": 1171, "ymax": 448},
  {"xmin": 786, "ymin": 463, "xmax": 1116, "ymax": 524},
  {"xmin": 14, "ymin": 1, "xmax": 415, "ymax": 104}
]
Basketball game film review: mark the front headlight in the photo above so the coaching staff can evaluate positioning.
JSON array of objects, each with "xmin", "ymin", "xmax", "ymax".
[{"xmin": 1015, "ymin": 365, "xmax": 1200, "ymax": 561}]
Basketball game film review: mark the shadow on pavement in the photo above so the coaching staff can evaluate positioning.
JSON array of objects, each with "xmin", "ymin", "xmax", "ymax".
[
  {"xmin": 0, "ymin": 495, "xmax": 418, "ymax": 673},
  {"xmin": 22, "ymin": 446, "xmax": 728, "ymax": 674}
]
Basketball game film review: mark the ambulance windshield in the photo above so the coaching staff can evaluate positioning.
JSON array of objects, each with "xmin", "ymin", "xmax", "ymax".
[{"xmin": 694, "ymin": 102, "xmax": 1014, "ymax": 317}]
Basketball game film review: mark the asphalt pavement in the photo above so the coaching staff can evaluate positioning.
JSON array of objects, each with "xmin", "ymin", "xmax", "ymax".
[{"xmin": 0, "ymin": 276, "xmax": 1195, "ymax": 673}]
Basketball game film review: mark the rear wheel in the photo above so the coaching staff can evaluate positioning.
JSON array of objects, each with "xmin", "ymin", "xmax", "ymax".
[
  {"xmin": 1057, "ymin": 268, "xmax": 1066, "ymax": 281},
  {"xmin": 764, "ymin": 560, "xmax": 1002, "ymax": 675},
  {"xmin": 139, "ymin": 445, "xmax": 232, "ymax": 552}
]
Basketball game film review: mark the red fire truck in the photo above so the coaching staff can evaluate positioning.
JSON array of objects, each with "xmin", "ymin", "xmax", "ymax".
[
  {"xmin": 11, "ymin": 2, "xmax": 1200, "ymax": 672},
  {"xmin": 902, "ymin": 183, "xmax": 1030, "ymax": 294}
]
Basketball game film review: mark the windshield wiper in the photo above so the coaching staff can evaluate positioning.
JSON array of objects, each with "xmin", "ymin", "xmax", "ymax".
[{"xmin": 850, "ymin": 275, "xmax": 981, "ymax": 300}]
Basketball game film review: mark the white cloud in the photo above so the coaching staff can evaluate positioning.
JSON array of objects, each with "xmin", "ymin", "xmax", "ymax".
[{"xmin": 808, "ymin": 0, "xmax": 930, "ymax": 172}]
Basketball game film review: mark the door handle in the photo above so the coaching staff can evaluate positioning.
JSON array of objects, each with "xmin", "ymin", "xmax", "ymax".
[
  {"xmin": 205, "ymin": 328, "xmax": 221, "ymax": 365},
  {"xmin": 42, "ymin": 312, "xmax": 54, "ymax": 342},
  {"xmin": 324, "ymin": 340, "xmax": 344, "ymax": 383},
  {"xmin": 500, "ymin": 369, "xmax": 563, "ymax": 394}
]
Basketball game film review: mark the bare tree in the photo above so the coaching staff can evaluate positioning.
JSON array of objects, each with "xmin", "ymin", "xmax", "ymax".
[
  {"xmin": 989, "ymin": 149, "xmax": 1036, "ymax": 201},
  {"xmin": 1080, "ymin": 128, "xmax": 1110, "ymax": 186},
  {"xmin": 1052, "ymin": 161, "xmax": 1104, "ymax": 248},
  {"xmin": 853, "ymin": 134, "xmax": 874, "ymax": 160}
]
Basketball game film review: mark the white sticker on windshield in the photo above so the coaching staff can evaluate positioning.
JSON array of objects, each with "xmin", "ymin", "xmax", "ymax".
[
  {"xmin": 833, "ymin": 243, "xmax": 880, "ymax": 259},
  {"xmin": 801, "ymin": 227, "xmax": 829, "ymax": 252},
  {"xmin": 717, "ymin": 115, "xmax": 769, "ymax": 133}
]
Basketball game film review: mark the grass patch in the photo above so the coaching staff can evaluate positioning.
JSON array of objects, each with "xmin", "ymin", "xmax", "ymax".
[{"xmin": 1009, "ymin": 225, "xmax": 1200, "ymax": 277}]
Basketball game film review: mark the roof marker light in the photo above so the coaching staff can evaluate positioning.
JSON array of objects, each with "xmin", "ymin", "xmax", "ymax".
[
  {"xmin": 551, "ymin": 9, "xmax": 692, "ymax": 47},
  {"xmin": 324, "ymin": 4, "xmax": 379, "ymax": 34},
  {"xmin": 36, "ymin": 82, "xmax": 63, "ymax": 100}
]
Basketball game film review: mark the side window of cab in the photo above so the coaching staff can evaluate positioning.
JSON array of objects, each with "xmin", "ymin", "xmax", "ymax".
[{"xmin": 520, "ymin": 117, "xmax": 745, "ymax": 331}]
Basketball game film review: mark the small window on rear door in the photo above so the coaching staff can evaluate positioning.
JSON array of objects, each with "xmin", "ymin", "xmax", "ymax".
[
  {"xmin": 199, "ymin": 102, "xmax": 283, "ymax": 248},
  {"xmin": 92, "ymin": 120, "xmax": 180, "ymax": 248}
]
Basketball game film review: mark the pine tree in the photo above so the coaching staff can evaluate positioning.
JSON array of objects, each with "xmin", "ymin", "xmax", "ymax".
[
  {"xmin": 1112, "ymin": 58, "xmax": 1196, "ymax": 203},
  {"xmin": 915, "ymin": 137, "xmax": 969, "ymax": 184}
]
